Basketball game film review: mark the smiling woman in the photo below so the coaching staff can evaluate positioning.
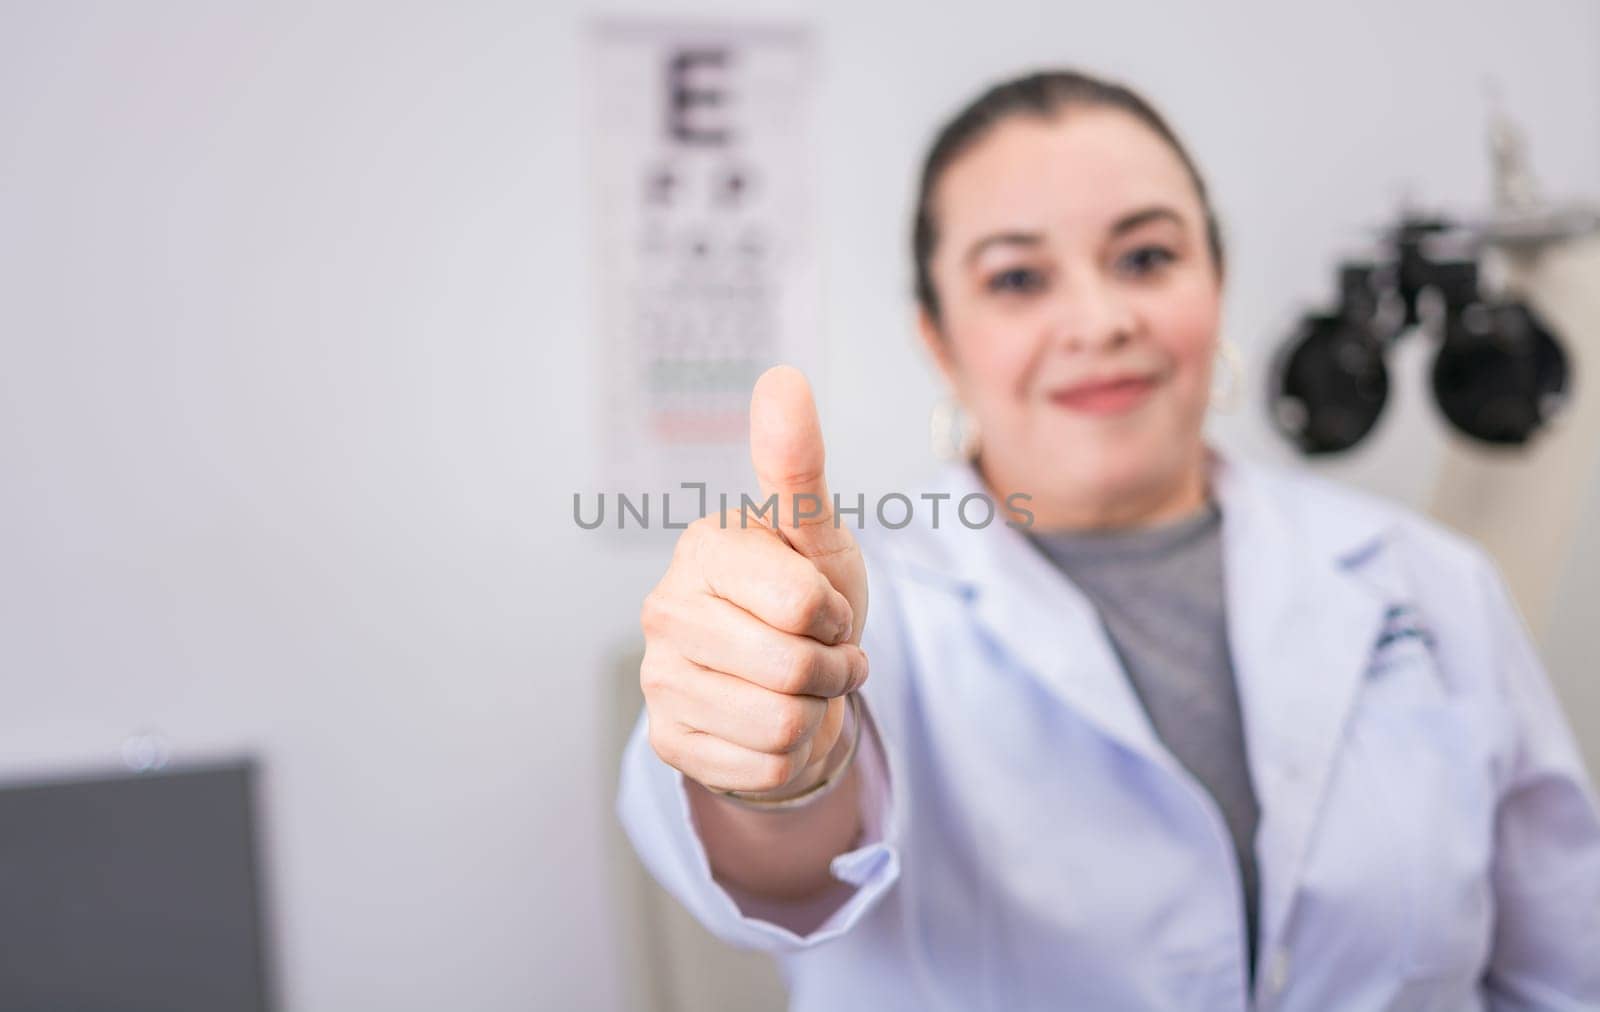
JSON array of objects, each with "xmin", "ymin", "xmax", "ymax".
[
  {"xmin": 912, "ymin": 73, "xmax": 1228, "ymax": 531},
  {"xmin": 617, "ymin": 67, "xmax": 1600, "ymax": 1012}
]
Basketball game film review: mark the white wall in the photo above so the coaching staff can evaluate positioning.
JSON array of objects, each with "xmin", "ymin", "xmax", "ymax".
[{"xmin": 1, "ymin": 2, "xmax": 1596, "ymax": 1009}]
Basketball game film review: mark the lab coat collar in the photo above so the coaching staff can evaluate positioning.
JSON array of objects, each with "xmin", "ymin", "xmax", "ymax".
[{"xmin": 891, "ymin": 445, "xmax": 1403, "ymax": 969}]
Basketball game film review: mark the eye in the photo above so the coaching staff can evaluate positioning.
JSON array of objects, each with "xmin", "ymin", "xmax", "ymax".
[
  {"xmin": 1116, "ymin": 244, "xmax": 1177, "ymax": 278},
  {"xmin": 986, "ymin": 267, "xmax": 1046, "ymax": 294}
]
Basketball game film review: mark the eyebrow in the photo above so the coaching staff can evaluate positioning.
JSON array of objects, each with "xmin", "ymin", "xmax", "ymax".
[
  {"xmin": 1109, "ymin": 205, "xmax": 1186, "ymax": 237},
  {"xmin": 963, "ymin": 231, "xmax": 1043, "ymax": 265},
  {"xmin": 962, "ymin": 205, "xmax": 1188, "ymax": 266}
]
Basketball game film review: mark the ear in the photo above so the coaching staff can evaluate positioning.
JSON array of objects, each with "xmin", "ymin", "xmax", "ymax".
[{"xmin": 917, "ymin": 306, "xmax": 959, "ymax": 390}]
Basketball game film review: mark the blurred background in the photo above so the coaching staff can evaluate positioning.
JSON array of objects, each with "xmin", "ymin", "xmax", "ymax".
[{"xmin": 1, "ymin": 2, "xmax": 1597, "ymax": 1009}]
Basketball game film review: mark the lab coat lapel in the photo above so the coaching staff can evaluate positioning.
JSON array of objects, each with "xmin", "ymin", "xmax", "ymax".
[
  {"xmin": 1211, "ymin": 451, "xmax": 1395, "ymax": 959},
  {"xmin": 929, "ymin": 464, "xmax": 1168, "ymax": 765},
  {"xmin": 924, "ymin": 453, "xmax": 1400, "ymax": 959}
]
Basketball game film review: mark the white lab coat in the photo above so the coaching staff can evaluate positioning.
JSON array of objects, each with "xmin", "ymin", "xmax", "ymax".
[{"xmin": 617, "ymin": 447, "xmax": 1600, "ymax": 1011}]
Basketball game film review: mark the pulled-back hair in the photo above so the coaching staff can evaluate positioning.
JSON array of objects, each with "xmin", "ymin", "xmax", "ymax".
[{"xmin": 913, "ymin": 69, "xmax": 1226, "ymax": 323}]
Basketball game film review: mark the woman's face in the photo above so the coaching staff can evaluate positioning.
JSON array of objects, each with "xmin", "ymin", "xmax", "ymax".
[{"xmin": 919, "ymin": 108, "xmax": 1224, "ymax": 526}]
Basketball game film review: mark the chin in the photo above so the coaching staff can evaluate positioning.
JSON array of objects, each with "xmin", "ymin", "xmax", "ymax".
[
  {"xmin": 1078, "ymin": 461, "xmax": 1163, "ymax": 504},
  {"xmin": 1057, "ymin": 429, "xmax": 1193, "ymax": 508}
]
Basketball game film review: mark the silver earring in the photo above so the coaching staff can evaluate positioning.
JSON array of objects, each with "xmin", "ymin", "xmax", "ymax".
[
  {"xmin": 1209, "ymin": 338, "xmax": 1243, "ymax": 413},
  {"xmin": 931, "ymin": 396, "xmax": 981, "ymax": 461}
]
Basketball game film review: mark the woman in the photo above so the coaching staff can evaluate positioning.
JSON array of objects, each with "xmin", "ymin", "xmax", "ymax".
[{"xmin": 617, "ymin": 70, "xmax": 1600, "ymax": 1010}]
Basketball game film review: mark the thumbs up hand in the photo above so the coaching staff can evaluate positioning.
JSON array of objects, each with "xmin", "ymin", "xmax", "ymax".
[{"xmin": 640, "ymin": 366, "xmax": 870, "ymax": 802}]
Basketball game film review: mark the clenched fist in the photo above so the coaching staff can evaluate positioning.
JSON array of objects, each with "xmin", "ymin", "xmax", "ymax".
[{"xmin": 640, "ymin": 365, "xmax": 870, "ymax": 802}]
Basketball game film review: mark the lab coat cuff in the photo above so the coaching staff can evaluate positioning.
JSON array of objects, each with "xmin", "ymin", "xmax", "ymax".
[
  {"xmin": 616, "ymin": 701, "xmax": 900, "ymax": 953},
  {"xmin": 692, "ymin": 695, "xmax": 898, "ymax": 949}
]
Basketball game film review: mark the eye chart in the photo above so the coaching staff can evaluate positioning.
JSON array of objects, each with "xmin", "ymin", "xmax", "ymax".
[{"xmin": 589, "ymin": 20, "xmax": 819, "ymax": 499}]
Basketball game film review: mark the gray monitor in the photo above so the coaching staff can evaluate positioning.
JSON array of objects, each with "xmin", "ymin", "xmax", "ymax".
[{"xmin": 0, "ymin": 759, "xmax": 275, "ymax": 1012}]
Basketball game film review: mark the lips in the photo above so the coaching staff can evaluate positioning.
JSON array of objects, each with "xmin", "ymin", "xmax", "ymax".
[{"xmin": 1048, "ymin": 374, "xmax": 1160, "ymax": 415}]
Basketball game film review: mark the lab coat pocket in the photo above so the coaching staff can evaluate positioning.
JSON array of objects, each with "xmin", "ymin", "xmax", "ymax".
[{"xmin": 1352, "ymin": 654, "xmax": 1496, "ymax": 981}]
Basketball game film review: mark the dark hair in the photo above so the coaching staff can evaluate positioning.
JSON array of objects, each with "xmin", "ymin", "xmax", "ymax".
[{"xmin": 913, "ymin": 69, "xmax": 1226, "ymax": 324}]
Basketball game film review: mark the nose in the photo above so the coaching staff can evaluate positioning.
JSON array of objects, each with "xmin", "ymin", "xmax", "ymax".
[{"xmin": 1049, "ymin": 274, "xmax": 1137, "ymax": 353}]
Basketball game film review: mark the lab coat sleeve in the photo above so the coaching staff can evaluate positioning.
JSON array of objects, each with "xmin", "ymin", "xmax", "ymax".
[
  {"xmin": 1475, "ymin": 553, "xmax": 1600, "ymax": 1011},
  {"xmin": 614, "ymin": 622, "xmax": 904, "ymax": 953}
]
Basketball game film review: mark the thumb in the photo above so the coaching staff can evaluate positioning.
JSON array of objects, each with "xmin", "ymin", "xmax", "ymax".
[
  {"xmin": 749, "ymin": 365, "xmax": 867, "ymax": 642},
  {"xmin": 749, "ymin": 364, "xmax": 849, "ymax": 556}
]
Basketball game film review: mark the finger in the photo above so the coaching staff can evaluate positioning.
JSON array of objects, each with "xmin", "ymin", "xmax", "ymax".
[
  {"xmin": 668, "ymin": 662, "xmax": 829, "ymax": 753},
  {"xmin": 691, "ymin": 521, "xmax": 855, "ymax": 644},
  {"xmin": 669, "ymin": 697, "xmax": 848, "ymax": 795},
  {"xmin": 662, "ymin": 724, "xmax": 817, "ymax": 795},
  {"xmin": 701, "ymin": 602, "xmax": 866, "ymax": 699},
  {"xmin": 680, "ymin": 593, "xmax": 868, "ymax": 698}
]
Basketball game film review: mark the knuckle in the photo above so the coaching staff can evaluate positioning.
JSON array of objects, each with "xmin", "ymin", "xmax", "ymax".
[
  {"xmin": 683, "ymin": 514, "xmax": 718, "ymax": 541},
  {"xmin": 835, "ymin": 600, "xmax": 856, "ymax": 641},
  {"xmin": 777, "ymin": 644, "xmax": 820, "ymax": 695},
  {"xmin": 767, "ymin": 699, "xmax": 813, "ymax": 751},
  {"xmin": 779, "ymin": 574, "xmax": 832, "ymax": 632},
  {"xmin": 687, "ymin": 514, "xmax": 730, "ymax": 550},
  {"xmin": 672, "ymin": 518, "xmax": 711, "ymax": 565},
  {"xmin": 680, "ymin": 515, "xmax": 746, "ymax": 580},
  {"xmin": 645, "ymin": 720, "xmax": 680, "ymax": 768},
  {"xmin": 752, "ymin": 750, "xmax": 799, "ymax": 792},
  {"xmin": 851, "ymin": 645, "xmax": 870, "ymax": 688},
  {"xmin": 637, "ymin": 652, "xmax": 670, "ymax": 697},
  {"xmin": 639, "ymin": 588, "xmax": 672, "ymax": 639}
]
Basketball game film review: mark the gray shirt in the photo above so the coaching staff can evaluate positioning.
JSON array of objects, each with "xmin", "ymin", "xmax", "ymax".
[{"xmin": 1027, "ymin": 500, "xmax": 1260, "ymax": 976}]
